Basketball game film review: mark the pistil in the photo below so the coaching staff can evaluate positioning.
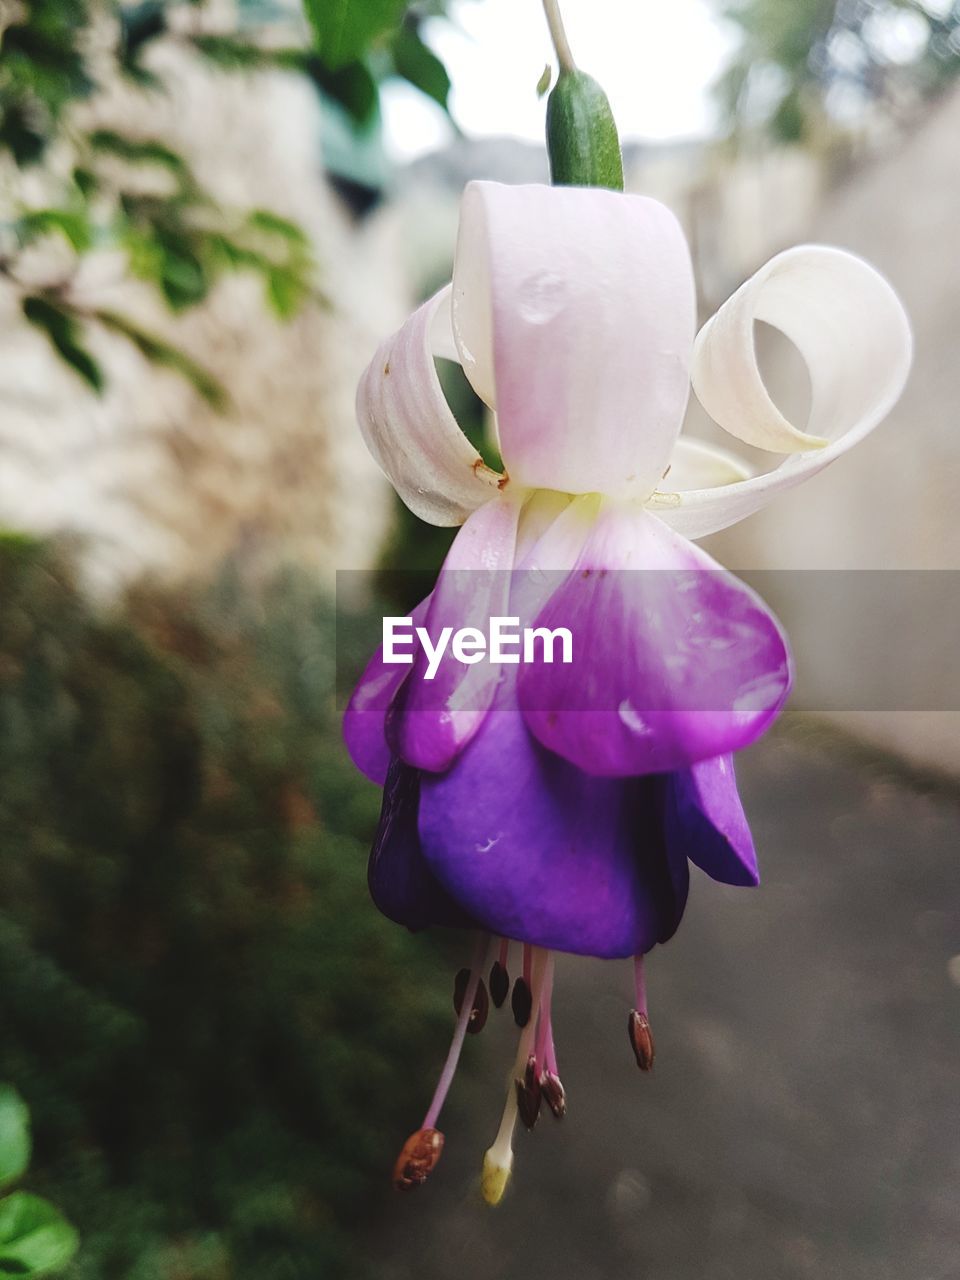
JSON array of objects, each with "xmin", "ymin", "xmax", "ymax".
[{"xmin": 482, "ymin": 947, "xmax": 549, "ymax": 1205}]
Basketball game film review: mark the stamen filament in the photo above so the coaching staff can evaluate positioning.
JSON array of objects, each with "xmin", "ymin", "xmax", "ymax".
[
  {"xmin": 422, "ymin": 933, "xmax": 491, "ymax": 1131},
  {"xmin": 534, "ymin": 951, "xmax": 555, "ymax": 1066},
  {"xmin": 629, "ymin": 952, "xmax": 655, "ymax": 1072},
  {"xmin": 634, "ymin": 952, "xmax": 648, "ymax": 1017},
  {"xmin": 540, "ymin": 952, "xmax": 558, "ymax": 1075}
]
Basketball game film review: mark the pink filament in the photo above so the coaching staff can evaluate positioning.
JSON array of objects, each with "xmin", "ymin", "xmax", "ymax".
[
  {"xmin": 422, "ymin": 934, "xmax": 488, "ymax": 1131},
  {"xmin": 633, "ymin": 952, "xmax": 649, "ymax": 1018},
  {"xmin": 535, "ymin": 952, "xmax": 556, "ymax": 1073}
]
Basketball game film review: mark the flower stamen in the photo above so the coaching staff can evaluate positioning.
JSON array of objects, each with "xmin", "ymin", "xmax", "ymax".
[
  {"xmin": 393, "ymin": 934, "xmax": 491, "ymax": 1190},
  {"xmin": 536, "ymin": 953, "xmax": 566, "ymax": 1117},
  {"xmin": 628, "ymin": 952, "xmax": 655, "ymax": 1072},
  {"xmin": 482, "ymin": 947, "xmax": 549, "ymax": 1205}
]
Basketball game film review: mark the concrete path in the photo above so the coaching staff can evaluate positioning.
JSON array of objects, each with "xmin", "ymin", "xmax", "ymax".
[{"xmin": 366, "ymin": 726, "xmax": 960, "ymax": 1280}]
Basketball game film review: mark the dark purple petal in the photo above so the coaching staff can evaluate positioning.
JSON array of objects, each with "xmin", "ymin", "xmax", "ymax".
[
  {"xmin": 388, "ymin": 495, "xmax": 520, "ymax": 773},
  {"xmin": 665, "ymin": 755, "xmax": 759, "ymax": 887},
  {"xmin": 519, "ymin": 507, "xmax": 792, "ymax": 777},
  {"xmin": 343, "ymin": 595, "xmax": 432, "ymax": 786},
  {"xmin": 368, "ymin": 758, "xmax": 477, "ymax": 931},
  {"xmin": 417, "ymin": 682, "xmax": 687, "ymax": 959}
]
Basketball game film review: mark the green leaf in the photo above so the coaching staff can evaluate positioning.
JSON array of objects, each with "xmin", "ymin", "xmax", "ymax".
[
  {"xmin": 72, "ymin": 167, "xmax": 98, "ymax": 198},
  {"xmin": 265, "ymin": 268, "xmax": 306, "ymax": 320},
  {"xmin": 119, "ymin": 0, "xmax": 167, "ymax": 68},
  {"xmin": 155, "ymin": 242, "xmax": 208, "ymax": 310},
  {"xmin": 536, "ymin": 64, "xmax": 553, "ymax": 98},
  {"xmin": 0, "ymin": 1193, "xmax": 78, "ymax": 1277},
  {"xmin": 245, "ymin": 210, "xmax": 309, "ymax": 248},
  {"xmin": 307, "ymin": 57, "xmax": 379, "ymax": 125},
  {"xmin": 22, "ymin": 297, "xmax": 104, "ymax": 393},
  {"xmin": 189, "ymin": 35, "xmax": 278, "ymax": 70},
  {"xmin": 87, "ymin": 130, "xmax": 191, "ymax": 181},
  {"xmin": 17, "ymin": 209, "xmax": 92, "ymax": 253},
  {"xmin": 304, "ymin": 0, "xmax": 407, "ymax": 70},
  {"xmin": 0, "ymin": 1091, "xmax": 30, "ymax": 1191},
  {"xmin": 391, "ymin": 24, "xmax": 451, "ymax": 111},
  {"xmin": 93, "ymin": 311, "xmax": 228, "ymax": 411}
]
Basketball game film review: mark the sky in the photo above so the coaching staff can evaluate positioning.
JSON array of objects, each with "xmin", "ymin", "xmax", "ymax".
[{"xmin": 381, "ymin": 0, "xmax": 738, "ymax": 161}]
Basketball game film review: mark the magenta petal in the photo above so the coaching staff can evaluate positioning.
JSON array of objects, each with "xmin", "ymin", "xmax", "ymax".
[
  {"xmin": 368, "ymin": 759, "xmax": 477, "ymax": 931},
  {"xmin": 343, "ymin": 595, "xmax": 431, "ymax": 785},
  {"xmin": 417, "ymin": 687, "xmax": 688, "ymax": 959},
  {"xmin": 388, "ymin": 495, "xmax": 520, "ymax": 773},
  {"xmin": 519, "ymin": 508, "xmax": 792, "ymax": 777},
  {"xmin": 665, "ymin": 755, "xmax": 759, "ymax": 887}
]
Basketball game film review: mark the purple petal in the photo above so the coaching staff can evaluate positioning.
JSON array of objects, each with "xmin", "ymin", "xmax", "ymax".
[
  {"xmin": 417, "ymin": 682, "xmax": 688, "ymax": 959},
  {"xmin": 368, "ymin": 759, "xmax": 477, "ymax": 931},
  {"xmin": 343, "ymin": 595, "xmax": 431, "ymax": 785},
  {"xmin": 388, "ymin": 495, "xmax": 520, "ymax": 773},
  {"xmin": 665, "ymin": 755, "xmax": 759, "ymax": 887},
  {"xmin": 519, "ymin": 508, "xmax": 792, "ymax": 777}
]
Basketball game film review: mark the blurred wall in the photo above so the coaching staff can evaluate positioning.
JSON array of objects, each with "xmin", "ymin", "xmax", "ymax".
[
  {"xmin": 704, "ymin": 86, "xmax": 960, "ymax": 773},
  {"xmin": 0, "ymin": 46, "xmax": 402, "ymax": 595}
]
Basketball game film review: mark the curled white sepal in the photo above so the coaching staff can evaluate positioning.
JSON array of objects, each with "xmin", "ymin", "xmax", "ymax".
[
  {"xmin": 356, "ymin": 286, "xmax": 503, "ymax": 526},
  {"xmin": 650, "ymin": 246, "xmax": 912, "ymax": 540},
  {"xmin": 661, "ymin": 437, "xmax": 754, "ymax": 490}
]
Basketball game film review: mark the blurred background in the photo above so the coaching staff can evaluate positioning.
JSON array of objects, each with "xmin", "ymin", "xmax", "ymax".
[{"xmin": 0, "ymin": 2, "xmax": 958, "ymax": 1278}]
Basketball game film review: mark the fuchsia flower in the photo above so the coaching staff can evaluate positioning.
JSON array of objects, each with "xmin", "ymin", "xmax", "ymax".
[{"xmin": 344, "ymin": 182, "xmax": 911, "ymax": 1203}]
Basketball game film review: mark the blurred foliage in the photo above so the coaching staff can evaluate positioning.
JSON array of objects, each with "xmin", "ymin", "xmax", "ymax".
[
  {"xmin": 0, "ymin": 1086, "xmax": 78, "ymax": 1278},
  {"xmin": 717, "ymin": 0, "xmax": 960, "ymax": 141},
  {"xmin": 0, "ymin": 0, "xmax": 459, "ymax": 397},
  {"xmin": 0, "ymin": 0, "xmax": 320, "ymax": 401},
  {"xmin": 0, "ymin": 536, "xmax": 452, "ymax": 1280}
]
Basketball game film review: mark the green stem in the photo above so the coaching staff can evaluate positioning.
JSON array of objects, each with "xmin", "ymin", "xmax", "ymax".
[
  {"xmin": 542, "ymin": 0, "xmax": 577, "ymax": 73},
  {"xmin": 541, "ymin": 0, "xmax": 624, "ymax": 190}
]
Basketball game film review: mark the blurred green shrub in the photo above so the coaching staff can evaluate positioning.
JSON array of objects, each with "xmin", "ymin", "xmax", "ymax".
[
  {"xmin": 0, "ymin": 1085, "xmax": 78, "ymax": 1277},
  {"xmin": 0, "ymin": 536, "xmax": 449, "ymax": 1280}
]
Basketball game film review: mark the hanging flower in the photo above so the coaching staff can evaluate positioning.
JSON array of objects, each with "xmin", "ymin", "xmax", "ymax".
[{"xmin": 344, "ymin": 181, "xmax": 911, "ymax": 1203}]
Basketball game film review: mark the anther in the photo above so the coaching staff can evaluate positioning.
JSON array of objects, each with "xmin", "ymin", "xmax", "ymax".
[
  {"xmin": 453, "ymin": 968, "xmax": 489, "ymax": 1033},
  {"xmin": 392, "ymin": 1127, "xmax": 444, "ymax": 1190},
  {"xmin": 469, "ymin": 979, "xmax": 489, "ymax": 1033},
  {"xmin": 515, "ymin": 1055, "xmax": 542, "ymax": 1130},
  {"xmin": 489, "ymin": 961, "xmax": 510, "ymax": 1009},
  {"xmin": 539, "ymin": 1071, "xmax": 566, "ymax": 1119},
  {"xmin": 511, "ymin": 976, "xmax": 532, "ymax": 1027},
  {"xmin": 628, "ymin": 1010, "xmax": 655, "ymax": 1072}
]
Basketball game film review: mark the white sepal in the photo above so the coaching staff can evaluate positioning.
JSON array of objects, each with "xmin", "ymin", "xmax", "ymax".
[
  {"xmin": 651, "ymin": 246, "xmax": 912, "ymax": 539},
  {"xmin": 356, "ymin": 286, "xmax": 503, "ymax": 527}
]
